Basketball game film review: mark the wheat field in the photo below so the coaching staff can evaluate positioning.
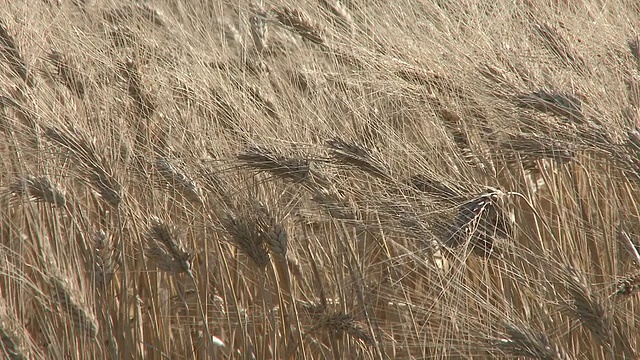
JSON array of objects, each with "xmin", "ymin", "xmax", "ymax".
[{"xmin": 0, "ymin": 0, "xmax": 640, "ymax": 359}]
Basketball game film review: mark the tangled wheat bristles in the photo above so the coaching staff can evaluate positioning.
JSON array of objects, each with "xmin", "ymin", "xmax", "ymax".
[
  {"xmin": 250, "ymin": 4, "xmax": 269, "ymax": 54},
  {"xmin": 0, "ymin": 20, "xmax": 35, "ymax": 87}
]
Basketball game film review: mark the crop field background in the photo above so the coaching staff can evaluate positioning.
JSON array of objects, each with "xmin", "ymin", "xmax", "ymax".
[{"xmin": 1, "ymin": 0, "xmax": 640, "ymax": 359}]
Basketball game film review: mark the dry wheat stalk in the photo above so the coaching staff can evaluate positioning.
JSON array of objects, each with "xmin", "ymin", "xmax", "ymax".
[
  {"xmin": 444, "ymin": 188, "xmax": 514, "ymax": 257},
  {"xmin": 532, "ymin": 22, "xmax": 587, "ymax": 72},
  {"xmin": 628, "ymin": 35, "xmax": 640, "ymax": 64},
  {"xmin": 0, "ymin": 20, "xmax": 35, "ymax": 87},
  {"xmin": 7, "ymin": 175, "xmax": 66, "ymax": 207},
  {"xmin": 43, "ymin": 125, "xmax": 122, "ymax": 207},
  {"xmin": 91, "ymin": 230, "xmax": 117, "ymax": 290},
  {"xmin": 46, "ymin": 51, "xmax": 86, "ymax": 98},
  {"xmin": 153, "ymin": 157, "xmax": 204, "ymax": 206},
  {"xmin": 145, "ymin": 217, "xmax": 194, "ymax": 274},
  {"xmin": 273, "ymin": 7, "xmax": 325, "ymax": 46},
  {"xmin": 493, "ymin": 322, "xmax": 573, "ymax": 360},
  {"xmin": 250, "ymin": 4, "xmax": 269, "ymax": 53},
  {"xmin": 326, "ymin": 137, "xmax": 393, "ymax": 182},
  {"xmin": 49, "ymin": 275, "xmax": 99, "ymax": 339}
]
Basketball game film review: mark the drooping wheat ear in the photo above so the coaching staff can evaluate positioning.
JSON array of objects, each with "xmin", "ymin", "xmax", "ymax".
[
  {"xmin": 103, "ymin": 3, "xmax": 166, "ymax": 27},
  {"xmin": 153, "ymin": 157, "xmax": 204, "ymax": 206},
  {"xmin": 255, "ymin": 211, "xmax": 288, "ymax": 260},
  {"xmin": 46, "ymin": 51, "xmax": 86, "ymax": 99},
  {"xmin": 122, "ymin": 59, "xmax": 155, "ymax": 121},
  {"xmin": 559, "ymin": 267, "xmax": 612, "ymax": 345},
  {"xmin": 311, "ymin": 187, "xmax": 357, "ymax": 220},
  {"xmin": 405, "ymin": 174, "xmax": 463, "ymax": 202},
  {"xmin": 436, "ymin": 107, "xmax": 494, "ymax": 174},
  {"xmin": 514, "ymin": 88, "xmax": 585, "ymax": 123},
  {"xmin": 500, "ymin": 134, "xmax": 576, "ymax": 170},
  {"xmin": 310, "ymin": 311, "xmax": 373, "ymax": 345},
  {"xmin": 493, "ymin": 322, "xmax": 573, "ymax": 360},
  {"xmin": 241, "ymin": 84, "xmax": 279, "ymax": 120},
  {"xmin": 43, "ymin": 125, "xmax": 122, "ymax": 207},
  {"xmin": 532, "ymin": 22, "xmax": 587, "ymax": 72},
  {"xmin": 319, "ymin": 0, "xmax": 354, "ymax": 31},
  {"xmin": 237, "ymin": 146, "xmax": 311, "ymax": 184},
  {"xmin": 91, "ymin": 230, "xmax": 117, "ymax": 290},
  {"xmin": 0, "ymin": 94, "xmax": 36, "ymax": 130},
  {"xmin": 443, "ymin": 188, "xmax": 514, "ymax": 257},
  {"xmin": 273, "ymin": 7, "xmax": 325, "ymax": 46},
  {"xmin": 0, "ymin": 20, "xmax": 36, "ymax": 87},
  {"xmin": 0, "ymin": 303, "xmax": 30, "ymax": 360},
  {"xmin": 49, "ymin": 275, "xmax": 99, "ymax": 339},
  {"xmin": 7, "ymin": 175, "xmax": 66, "ymax": 207},
  {"xmin": 326, "ymin": 137, "xmax": 393, "ymax": 182},
  {"xmin": 145, "ymin": 217, "xmax": 194, "ymax": 274},
  {"xmin": 220, "ymin": 212, "xmax": 270, "ymax": 269},
  {"xmin": 222, "ymin": 20, "xmax": 245, "ymax": 49},
  {"xmin": 611, "ymin": 271, "xmax": 640, "ymax": 298},
  {"xmin": 250, "ymin": 4, "xmax": 269, "ymax": 53}
]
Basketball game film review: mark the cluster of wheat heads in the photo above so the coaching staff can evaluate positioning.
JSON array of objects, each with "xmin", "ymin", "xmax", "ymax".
[{"xmin": 0, "ymin": 0, "xmax": 640, "ymax": 359}]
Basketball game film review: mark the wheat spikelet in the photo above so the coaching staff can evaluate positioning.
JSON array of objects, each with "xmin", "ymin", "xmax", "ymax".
[
  {"xmin": 493, "ymin": 322, "xmax": 573, "ymax": 360},
  {"xmin": 222, "ymin": 21, "xmax": 245, "ymax": 49},
  {"xmin": 153, "ymin": 157, "xmax": 204, "ymax": 206},
  {"xmin": 49, "ymin": 275, "xmax": 99, "ymax": 339},
  {"xmin": 0, "ymin": 20, "xmax": 35, "ymax": 87},
  {"xmin": 444, "ymin": 188, "xmax": 514, "ymax": 257},
  {"xmin": 91, "ymin": 230, "xmax": 117, "ymax": 290},
  {"xmin": 7, "ymin": 175, "xmax": 66, "ymax": 207},
  {"xmin": 145, "ymin": 217, "xmax": 194, "ymax": 274},
  {"xmin": 46, "ymin": 51, "xmax": 86, "ymax": 99},
  {"xmin": 500, "ymin": 134, "xmax": 575, "ymax": 170},
  {"xmin": 43, "ymin": 125, "xmax": 122, "ymax": 207},
  {"xmin": 311, "ymin": 187, "xmax": 357, "ymax": 220},
  {"xmin": 318, "ymin": 0, "xmax": 354, "ymax": 31},
  {"xmin": 326, "ymin": 137, "xmax": 393, "ymax": 182},
  {"xmin": 273, "ymin": 7, "xmax": 325, "ymax": 46},
  {"xmin": 0, "ymin": 94, "xmax": 36, "ymax": 130},
  {"xmin": 514, "ymin": 89, "xmax": 585, "ymax": 123},
  {"xmin": 532, "ymin": 22, "xmax": 587, "ymax": 72},
  {"xmin": 250, "ymin": 4, "xmax": 269, "ymax": 53}
]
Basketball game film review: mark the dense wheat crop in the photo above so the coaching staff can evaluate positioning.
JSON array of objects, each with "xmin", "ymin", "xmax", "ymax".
[{"xmin": 1, "ymin": 0, "xmax": 640, "ymax": 358}]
